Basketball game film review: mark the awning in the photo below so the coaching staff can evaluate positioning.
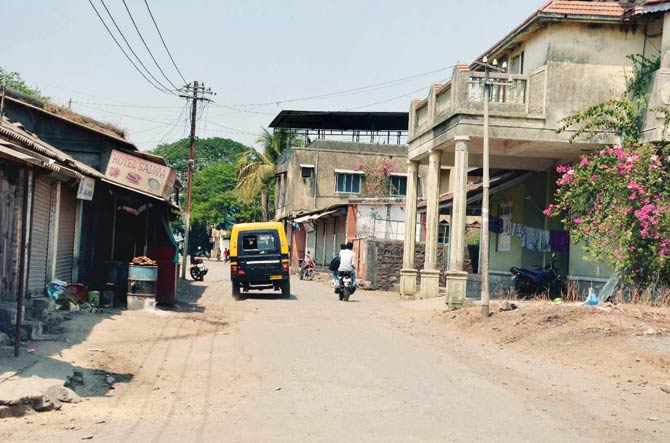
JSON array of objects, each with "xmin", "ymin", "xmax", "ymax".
[
  {"xmin": 294, "ymin": 209, "xmax": 340, "ymax": 223},
  {"xmin": 102, "ymin": 178, "xmax": 179, "ymax": 209},
  {"xmin": 333, "ymin": 169, "xmax": 364, "ymax": 175}
]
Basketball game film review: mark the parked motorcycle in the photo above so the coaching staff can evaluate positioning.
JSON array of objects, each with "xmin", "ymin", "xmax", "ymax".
[
  {"xmin": 509, "ymin": 254, "xmax": 566, "ymax": 298},
  {"xmin": 336, "ymin": 271, "xmax": 356, "ymax": 302},
  {"xmin": 299, "ymin": 254, "xmax": 315, "ymax": 281},
  {"xmin": 190, "ymin": 249, "xmax": 209, "ymax": 281}
]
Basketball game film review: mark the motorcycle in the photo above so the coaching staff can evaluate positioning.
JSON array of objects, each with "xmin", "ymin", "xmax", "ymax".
[
  {"xmin": 190, "ymin": 249, "xmax": 209, "ymax": 281},
  {"xmin": 509, "ymin": 254, "xmax": 565, "ymax": 298},
  {"xmin": 299, "ymin": 254, "xmax": 315, "ymax": 281},
  {"xmin": 336, "ymin": 270, "xmax": 356, "ymax": 302}
]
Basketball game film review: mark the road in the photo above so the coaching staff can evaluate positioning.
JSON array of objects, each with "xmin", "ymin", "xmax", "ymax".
[{"xmin": 1, "ymin": 260, "xmax": 667, "ymax": 442}]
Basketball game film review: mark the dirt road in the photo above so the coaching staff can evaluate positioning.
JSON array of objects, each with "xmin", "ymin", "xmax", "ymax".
[{"xmin": 1, "ymin": 261, "xmax": 668, "ymax": 442}]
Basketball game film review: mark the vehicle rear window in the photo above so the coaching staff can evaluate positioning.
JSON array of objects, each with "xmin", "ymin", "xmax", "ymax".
[{"xmin": 240, "ymin": 232, "xmax": 278, "ymax": 253}]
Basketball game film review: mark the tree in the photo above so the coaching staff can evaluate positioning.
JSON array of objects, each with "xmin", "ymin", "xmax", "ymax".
[
  {"xmin": 545, "ymin": 143, "xmax": 670, "ymax": 285},
  {"xmin": 0, "ymin": 68, "xmax": 42, "ymax": 98},
  {"xmin": 234, "ymin": 128, "xmax": 299, "ymax": 221},
  {"xmin": 550, "ymin": 54, "xmax": 670, "ymax": 285},
  {"xmin": 152, "ymin": 137, "xmax": 250, "ymax": 176}
]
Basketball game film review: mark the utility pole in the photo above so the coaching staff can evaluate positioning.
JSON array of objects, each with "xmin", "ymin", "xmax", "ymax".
[
  {"xmin": 473, "ymin": 56, "xmax": 508, "ymax": 320},
  {"xmin": 0, "ymin": 71, "xmax": 7, "ymax": 127},
  {"xmin": 179, "ymin": 81, "xmax": 213, "ymax": 280}
]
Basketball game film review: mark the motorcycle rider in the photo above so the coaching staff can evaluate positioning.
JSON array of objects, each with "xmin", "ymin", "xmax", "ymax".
[
  {"xmin": 332, "ymin": 244, "xmax": 346, "ymax": 288},
  {"xmin": 338, "ymin": 242, "xmax": 356, "ymax": 288}
]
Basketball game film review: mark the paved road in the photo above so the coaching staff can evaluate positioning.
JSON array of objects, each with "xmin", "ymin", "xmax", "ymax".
[{"xmin": 1, "ymin": 261, "xmax": 666, "ymax": 442}]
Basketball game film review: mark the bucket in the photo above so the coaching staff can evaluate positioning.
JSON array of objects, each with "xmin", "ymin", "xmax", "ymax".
[{"xmin": 127, "ymin": 265, "xmax": 158, "ymax": 310}]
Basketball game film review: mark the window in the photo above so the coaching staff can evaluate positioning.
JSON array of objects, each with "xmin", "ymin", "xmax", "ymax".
[
  {"xmin": 336, "ymin": 173, "xmax": 361, "ymax": 193},
  {"xmin": 497, "ymin": 202, "xmax": 513, "ymax": 252},
  {"xmin": 509, "ymin": 52, "xmax": 524, "ymax": 75},
  {"xmin": 242, "ymin": 233, "xmax": 277, "ymax": 252},
  {"xmin": 390, "ymin": 175, "xmax": 407, "ymax": 196},
  {"xmin": 300, "ymin": 164, "xmax": 315, "ymax": 178}
]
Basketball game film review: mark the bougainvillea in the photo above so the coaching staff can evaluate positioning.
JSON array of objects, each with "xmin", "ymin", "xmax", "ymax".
[
  {"xmin": 545, "ymin": 143, "xmax": 670, "ymax": 284},
  {"xmin": 355, "ymin": 159, "xmax": 398, "ymax": 197}
]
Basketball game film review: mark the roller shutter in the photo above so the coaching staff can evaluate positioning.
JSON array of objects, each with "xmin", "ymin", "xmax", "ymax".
[
  {"xmin": 55, "ymin": 187, "xmax": 76, "ymax": 282},
  {"xmin": 28, "ymin": 176, "xmax": 52, "ymax": 296}
]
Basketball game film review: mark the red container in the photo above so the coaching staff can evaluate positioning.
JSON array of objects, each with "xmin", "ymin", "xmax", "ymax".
[
  {"xmin": 66, "ymin": 283, "xmax": 89, "ymax": 303},
  {"xmin": 147, "ymin": 246, "xmax": 178, "ymax": 305}
]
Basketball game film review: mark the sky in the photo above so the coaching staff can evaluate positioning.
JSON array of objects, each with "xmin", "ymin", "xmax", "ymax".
[{"xmin": 2, "ymin": 0, "xmax": 542, "ymax": 151}]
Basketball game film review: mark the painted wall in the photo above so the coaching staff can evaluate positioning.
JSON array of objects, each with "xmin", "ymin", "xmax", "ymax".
[
  {"xmin": 355, "ymin": 204, "xmax": 407, "ymax": 240},
  {"xmin": 275, "ymin": 140, "xmax": 409, "ymax": 219}
]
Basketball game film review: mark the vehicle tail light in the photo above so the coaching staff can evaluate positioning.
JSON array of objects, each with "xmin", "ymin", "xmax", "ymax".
[
  {"xmin": 231, "ymin": 265, "xmax": 238, "ymax": 275},
  {"xmin": 282, "ymin": 262, "xmax": 289, "ymax": 273},
  {"xmin": 238, "ymin": 269, "xmax": 246, "ymax": 275}
]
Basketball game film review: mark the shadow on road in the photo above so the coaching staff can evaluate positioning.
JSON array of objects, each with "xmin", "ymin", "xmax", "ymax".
[{"xmin": 237, "ymin": 292, "xmax": 298, "ymax": 301}]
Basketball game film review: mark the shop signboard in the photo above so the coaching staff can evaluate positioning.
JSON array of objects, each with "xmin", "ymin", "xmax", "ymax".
[
  {"xmin": 77, "ymin": 177, "xmax": 96, "ymax": 200},
  {"xmin": 104, "ymin": 150, "xmax": 175, "ymax": 199}
]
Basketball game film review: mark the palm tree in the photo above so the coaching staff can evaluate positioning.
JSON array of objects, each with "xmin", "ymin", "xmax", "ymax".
[{"xmin": 235, "ymin": 128, "xmax": 298, "ymax": 221}]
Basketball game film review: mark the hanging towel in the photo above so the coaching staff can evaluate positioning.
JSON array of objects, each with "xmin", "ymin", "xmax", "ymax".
[
  {"xmin": 512, "ymin": 223, "xmax": 525, "ymax": 239},
  {"xmin": 539, "ymin": 229, "xmax": 551, "ymax": 252},
  {"xmin": 550, "ymin": 231, "xmax": 570, "ymax": 253}
]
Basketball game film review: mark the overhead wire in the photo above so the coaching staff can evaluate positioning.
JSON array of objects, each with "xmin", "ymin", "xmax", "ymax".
[
  {"xmin": 121, "ymin": 0, "xmax": 181, "ymax": 90},
  {"xmin": 98, "ymin": 0, "xmax": 177, "ymax": 94},
  {"xmin": 87, "ymin": 0, "xmax": 174, "ymax": 95},
  {"xmin": 223, "ymin": 65, "xmax": 455, "ymax": 108},
  {"xmin": 144, "ymin": 0, "xmax": 188, "ymax": 85}
]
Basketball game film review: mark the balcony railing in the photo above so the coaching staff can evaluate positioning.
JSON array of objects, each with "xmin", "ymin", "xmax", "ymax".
[{"xmin": 412, "ymin": 66, "xmax": 547, "ymax": 137}]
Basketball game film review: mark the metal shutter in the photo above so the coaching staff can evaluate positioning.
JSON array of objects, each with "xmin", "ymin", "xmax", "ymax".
[
  {"xmin": 28, "ymin": 176, "xmax": 52, "ymax": 295},
  {"xmin": 55, "ymin": 187, "xmax": 76, "ymax": 282}
]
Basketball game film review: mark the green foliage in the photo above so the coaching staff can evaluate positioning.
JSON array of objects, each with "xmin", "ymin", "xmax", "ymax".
[
  {"xmin": 354, "ymin": 159, "xmax": 399, "ymax": 197},
  {"xmin": 0, "ymin": 68, "xmax": 42, "ymax": 98},
  {"xmin": 546, "ymin": 144, "xmax": 670, "ymax": 285},
  {"xmin": 235, "ymin": 128, "xmax": 300, "ymax": 221},
  {"xmin": 151, "ymin": 136, "xmax": 262, "ymax": 228},
  {"xmin": 152, "ymin": 137, "xmax": 250, "ymax": 175},
  {"xmin": 557, "ymin": 54, "xmax": 660, "ymax": 144}
]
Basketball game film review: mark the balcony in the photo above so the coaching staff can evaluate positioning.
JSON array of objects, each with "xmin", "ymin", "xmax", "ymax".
[{"xmin": 411, "ymin": 66, "xmax": 548, "ymax": 140}]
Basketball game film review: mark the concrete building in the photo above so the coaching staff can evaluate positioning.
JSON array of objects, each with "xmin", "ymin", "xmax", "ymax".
[
  {"xmin": 272, "ymin": 110, "xmax": 436, "ymax": 272},
  {"xmin": 400, "ymin": 0, "xmax": 670, "ymax": 304}
]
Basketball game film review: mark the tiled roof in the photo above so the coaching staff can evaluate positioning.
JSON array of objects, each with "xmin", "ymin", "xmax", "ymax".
[{"xmin": 541, "ymin": 1, "xmax": 628, "ymax": 18}]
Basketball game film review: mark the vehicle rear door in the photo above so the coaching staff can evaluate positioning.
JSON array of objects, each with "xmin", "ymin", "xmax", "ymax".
[{"xmin": 237, "ymin": 230, "xmax": 282, "ymax": 281}]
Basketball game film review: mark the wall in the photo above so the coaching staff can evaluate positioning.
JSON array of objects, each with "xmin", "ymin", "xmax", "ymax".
[
  {"xmin": 355, "ymin": 204, "xmax": 407, "ymax": 240},
  {"xmin": 275, "ymin": 140, "xmax": 409, "ymax": 219},
  {"xmin": 363, "ymin": 239, "xmax": 451, "ymax": 291},
  {"xmin": 0, "ymin": 165, "xmax": 22, "ymax": 303}
]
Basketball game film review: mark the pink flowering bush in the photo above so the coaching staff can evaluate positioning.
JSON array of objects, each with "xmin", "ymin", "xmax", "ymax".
[
  {"xmin": 545, "ymin": 143, "xmax": 670, "ymax": 284},
  {"xmin": 355, "ymin": 159, "xmax": 398, "ymax": 197}
]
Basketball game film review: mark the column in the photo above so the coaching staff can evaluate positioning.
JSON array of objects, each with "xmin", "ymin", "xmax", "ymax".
[
  {"xmin": 445, "ymin": 136, "xmax": 469, "ymax": 308},
  {"xmin": 399, "ymin": 161, "xmax": 419, "ymax": 299},
  {"xmin": 420, "ymin": 149, "xmax": 441, "ymax": 299},
  {"xmin": 663, "ymin": 12, "xmax": 670, "ymax": 69}
]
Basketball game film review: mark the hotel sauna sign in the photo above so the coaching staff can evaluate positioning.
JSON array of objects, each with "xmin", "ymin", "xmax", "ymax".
[{"xmin": 105, "ymin": 150, "xmax": 174, "ymax": 198}]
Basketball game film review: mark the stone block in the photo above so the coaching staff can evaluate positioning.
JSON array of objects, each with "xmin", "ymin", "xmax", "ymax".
[
  {"xmin": 420, "ymin": 269, "xmax": 441, "ymax": 299},
  {"xmin": 399, "ymin": 269, "xmax": 418, "ymax": 299},
  {"xmin": 446, "ymin": 271, "xmax": 468, "ymax": 308}
]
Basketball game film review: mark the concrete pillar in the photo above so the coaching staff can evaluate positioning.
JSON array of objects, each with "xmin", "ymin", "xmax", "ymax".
[
  {"xmin": 663, "ymin": 13, "xmax": 670, "ymax": 69},
  {"xmin": 445, "ymin": 136, "xmax": 469, "ymax": 308},
  {"xmin": 420, "ymin": 149, "xmax": 441, "ymax": 299},
  {"xmin": 399, "ymin": 161, "xmax": 419, "ymax": 299}
]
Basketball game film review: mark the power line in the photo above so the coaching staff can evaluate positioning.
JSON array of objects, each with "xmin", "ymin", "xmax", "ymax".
[
  {"xmin": 121, "ymin": 0, "xmax": 180, "ymax": 91},
  {"xmin": 224, "ymin": 65, "xmax": 455, "ymax": 108},
  {"xmin": 98, "ymin": 0, "xmax": 177, "ymax": 94},
  {"xmin": 343, "ymin": 80, "xmax": 448, "ymax": 111},
  {"xmin": 87, "ymin": 0, "xmax": 174, "ymax": 95},
  {"xmin": 71, "ymin": 100, "xmax": 184, "ymax": 109},
  {"xmin": 73, "ymin": 102, "xmax": 177, "ymax": 125},
  {"xmin": 144, "ymin": 0, "xmax": 188, "ymax": 85}
]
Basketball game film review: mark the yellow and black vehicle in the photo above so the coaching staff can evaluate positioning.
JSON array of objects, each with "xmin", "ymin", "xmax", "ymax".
[{"xmin": 229, "ymin": 222, "xmax": 291, "ymax": 298}]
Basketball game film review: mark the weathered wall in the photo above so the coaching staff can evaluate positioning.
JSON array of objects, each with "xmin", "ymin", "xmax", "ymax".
[
  {"xmin": 275, "ymin": 140, "xmax": 409, "ymax": 219},
  {"xmin": 363, "ymin": 239, "xmax": 450, "ymax": 291},
  {"xmin": 355, "ymin": 204, "xmax": 407, "ymax": 240}
]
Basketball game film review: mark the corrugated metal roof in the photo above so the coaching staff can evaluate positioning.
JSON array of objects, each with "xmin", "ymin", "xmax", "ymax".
[{"xmin": 541, "ymin": 1, "xmax": 627, "ymax": 18}]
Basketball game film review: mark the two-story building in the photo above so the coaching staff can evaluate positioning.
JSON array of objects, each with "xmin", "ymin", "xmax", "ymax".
[
  {"xmin": 400, "ymin": 0, "xmax": 670, "ymax": 305},
  {"xmin": 272, "ymin": 110, "xmax": 442, "ymax": 277}
]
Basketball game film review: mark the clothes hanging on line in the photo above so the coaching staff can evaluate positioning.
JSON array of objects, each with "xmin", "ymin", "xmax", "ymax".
[
  {"xmin": 489, "ymin": 216, "xmax": 503, "ymax": 234},
  {"xmin": 550, "ymin": 230, "xmax": 570, "ymax": 253}
]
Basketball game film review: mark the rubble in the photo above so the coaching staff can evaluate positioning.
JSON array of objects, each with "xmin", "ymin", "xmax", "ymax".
[{"xmin": 0, "ymin": 376, "xmax": 81, "ymax": 417}]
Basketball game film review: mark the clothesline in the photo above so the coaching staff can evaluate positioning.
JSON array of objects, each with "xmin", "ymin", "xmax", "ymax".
[{"xmin": 488, "ymin": 216, "xmax": 569, "ymax": 253}]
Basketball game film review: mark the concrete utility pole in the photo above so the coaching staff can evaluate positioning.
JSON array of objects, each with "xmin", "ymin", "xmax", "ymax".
[
  {"xmin": 474, "ymin": 56, "xmax": 508, "ymax": 320},
  {"xmin": 179, "ymin": 81, "xmax": 213, "ymax": 280}
]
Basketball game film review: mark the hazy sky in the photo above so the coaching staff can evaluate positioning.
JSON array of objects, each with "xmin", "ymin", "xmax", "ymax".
[{"xmin": 2, "ymin": 0, "xmax": 542, "ymax": 150}]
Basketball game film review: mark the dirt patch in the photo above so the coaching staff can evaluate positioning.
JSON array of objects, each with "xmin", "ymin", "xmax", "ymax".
[{"xmin": 437, "ymin": 301, "xmax": 670, "ymax": 391}]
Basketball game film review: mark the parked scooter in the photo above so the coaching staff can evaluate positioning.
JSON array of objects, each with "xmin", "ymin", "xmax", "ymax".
[
  {"xmin": 299, "ymin": 254, "xmax": 315, "ymax": 281},
  {"xmin": 336, "ymin": 271, "xmax": 356, "ymax": 302},
  {"xmin": 509, "ymin": 254, "xmax": 565, "ymax": 298},
  {"xmin": 190, "ymin": 247, "xmax": 209, "ymax": 281}
]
